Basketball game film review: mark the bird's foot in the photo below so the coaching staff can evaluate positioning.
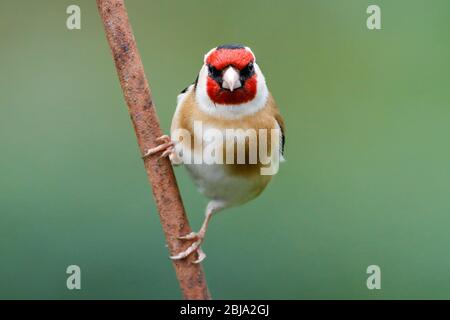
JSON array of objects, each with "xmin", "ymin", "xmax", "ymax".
[
  {"xmin": 170, "ymin": 231, "xmax": 207, "ymax": 264},
  {"xmin": 142, "ymin": 135, "xmax": 175, "ymax": 159},
  {"xmin": 178, "ymin": 231, "xmax": 205, "ymax": 241}
]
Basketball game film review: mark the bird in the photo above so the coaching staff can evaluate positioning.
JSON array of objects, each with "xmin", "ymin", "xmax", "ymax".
[{"xmin": 143, "ymin": 44, "xmax": 285, "ymax": 263}]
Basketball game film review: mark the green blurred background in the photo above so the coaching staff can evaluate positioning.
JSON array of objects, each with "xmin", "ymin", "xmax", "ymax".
[{"xmin": 1, "ymin": 0, "xmax": 450, "ymax": 299}]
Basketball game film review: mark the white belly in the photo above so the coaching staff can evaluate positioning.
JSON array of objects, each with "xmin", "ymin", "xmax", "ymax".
[{"xmin": 184, "ymin": 163, "xmax": 266, "ymax": 207}]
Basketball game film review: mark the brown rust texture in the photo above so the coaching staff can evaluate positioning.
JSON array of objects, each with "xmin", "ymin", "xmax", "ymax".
[{"xmin": 96, "ymin": 0, "xmax": 210, "ymax": 300}]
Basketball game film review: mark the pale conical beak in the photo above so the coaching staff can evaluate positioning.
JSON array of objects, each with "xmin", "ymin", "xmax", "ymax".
[{"xmin": 222, "ymin": 67, "xmax": 242, "ymax": 92}]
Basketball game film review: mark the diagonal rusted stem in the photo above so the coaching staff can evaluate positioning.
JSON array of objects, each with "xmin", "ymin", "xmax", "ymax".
[{"xmin": 96, "ymin": 0, "xmax": 210, "ymax": 300}]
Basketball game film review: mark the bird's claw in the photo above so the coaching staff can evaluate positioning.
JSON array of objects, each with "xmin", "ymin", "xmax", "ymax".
[
  {"xmin": 177, "ymin": 231, "xmax": 201, "ymax": 240},
  {"xmin": 160, "ymin": 146, "xmax": 175, "ymax": 159},
  {"xmin": 142, "ymin": 135, "xmax": 175, "ymax": 159},
  {"xmin": 156, "ymin": 135, "xmax": 171, "ymax": 143},
  {"xmin": 170, "ymin": 239, "xmax": 202, "ymax": 260},
  {"xmin": 170, "ymin": 231, "xmax": 206, "ymax": 263},
  {"xmin": 193, "ymin": 247, "xmax": 206, "ymax": 264}
]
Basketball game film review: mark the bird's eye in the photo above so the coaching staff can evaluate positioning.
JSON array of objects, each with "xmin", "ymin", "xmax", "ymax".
[
  {"xmin": 240, "ymin": 62, "xmax": 255, "ymax": 80},
  {"xmin": 208, "ymin": 65, "xmax": 221, "ymax": 78}
]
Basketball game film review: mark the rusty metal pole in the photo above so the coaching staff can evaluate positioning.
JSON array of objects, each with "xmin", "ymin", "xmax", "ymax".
[{"xmin": 96, "ymin": 0, "xmax": 211, "ymax": 300}]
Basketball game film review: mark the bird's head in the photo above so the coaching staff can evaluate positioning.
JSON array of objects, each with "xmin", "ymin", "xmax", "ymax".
[{"xmin": 196, "ymin": 44, "xmax": 269, "ymax": 118}]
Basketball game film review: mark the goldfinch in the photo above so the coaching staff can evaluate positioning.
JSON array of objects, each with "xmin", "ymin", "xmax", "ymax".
[{"xmin": 144, "ymin": 44, "xmax": 285, "ymax": 263}]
